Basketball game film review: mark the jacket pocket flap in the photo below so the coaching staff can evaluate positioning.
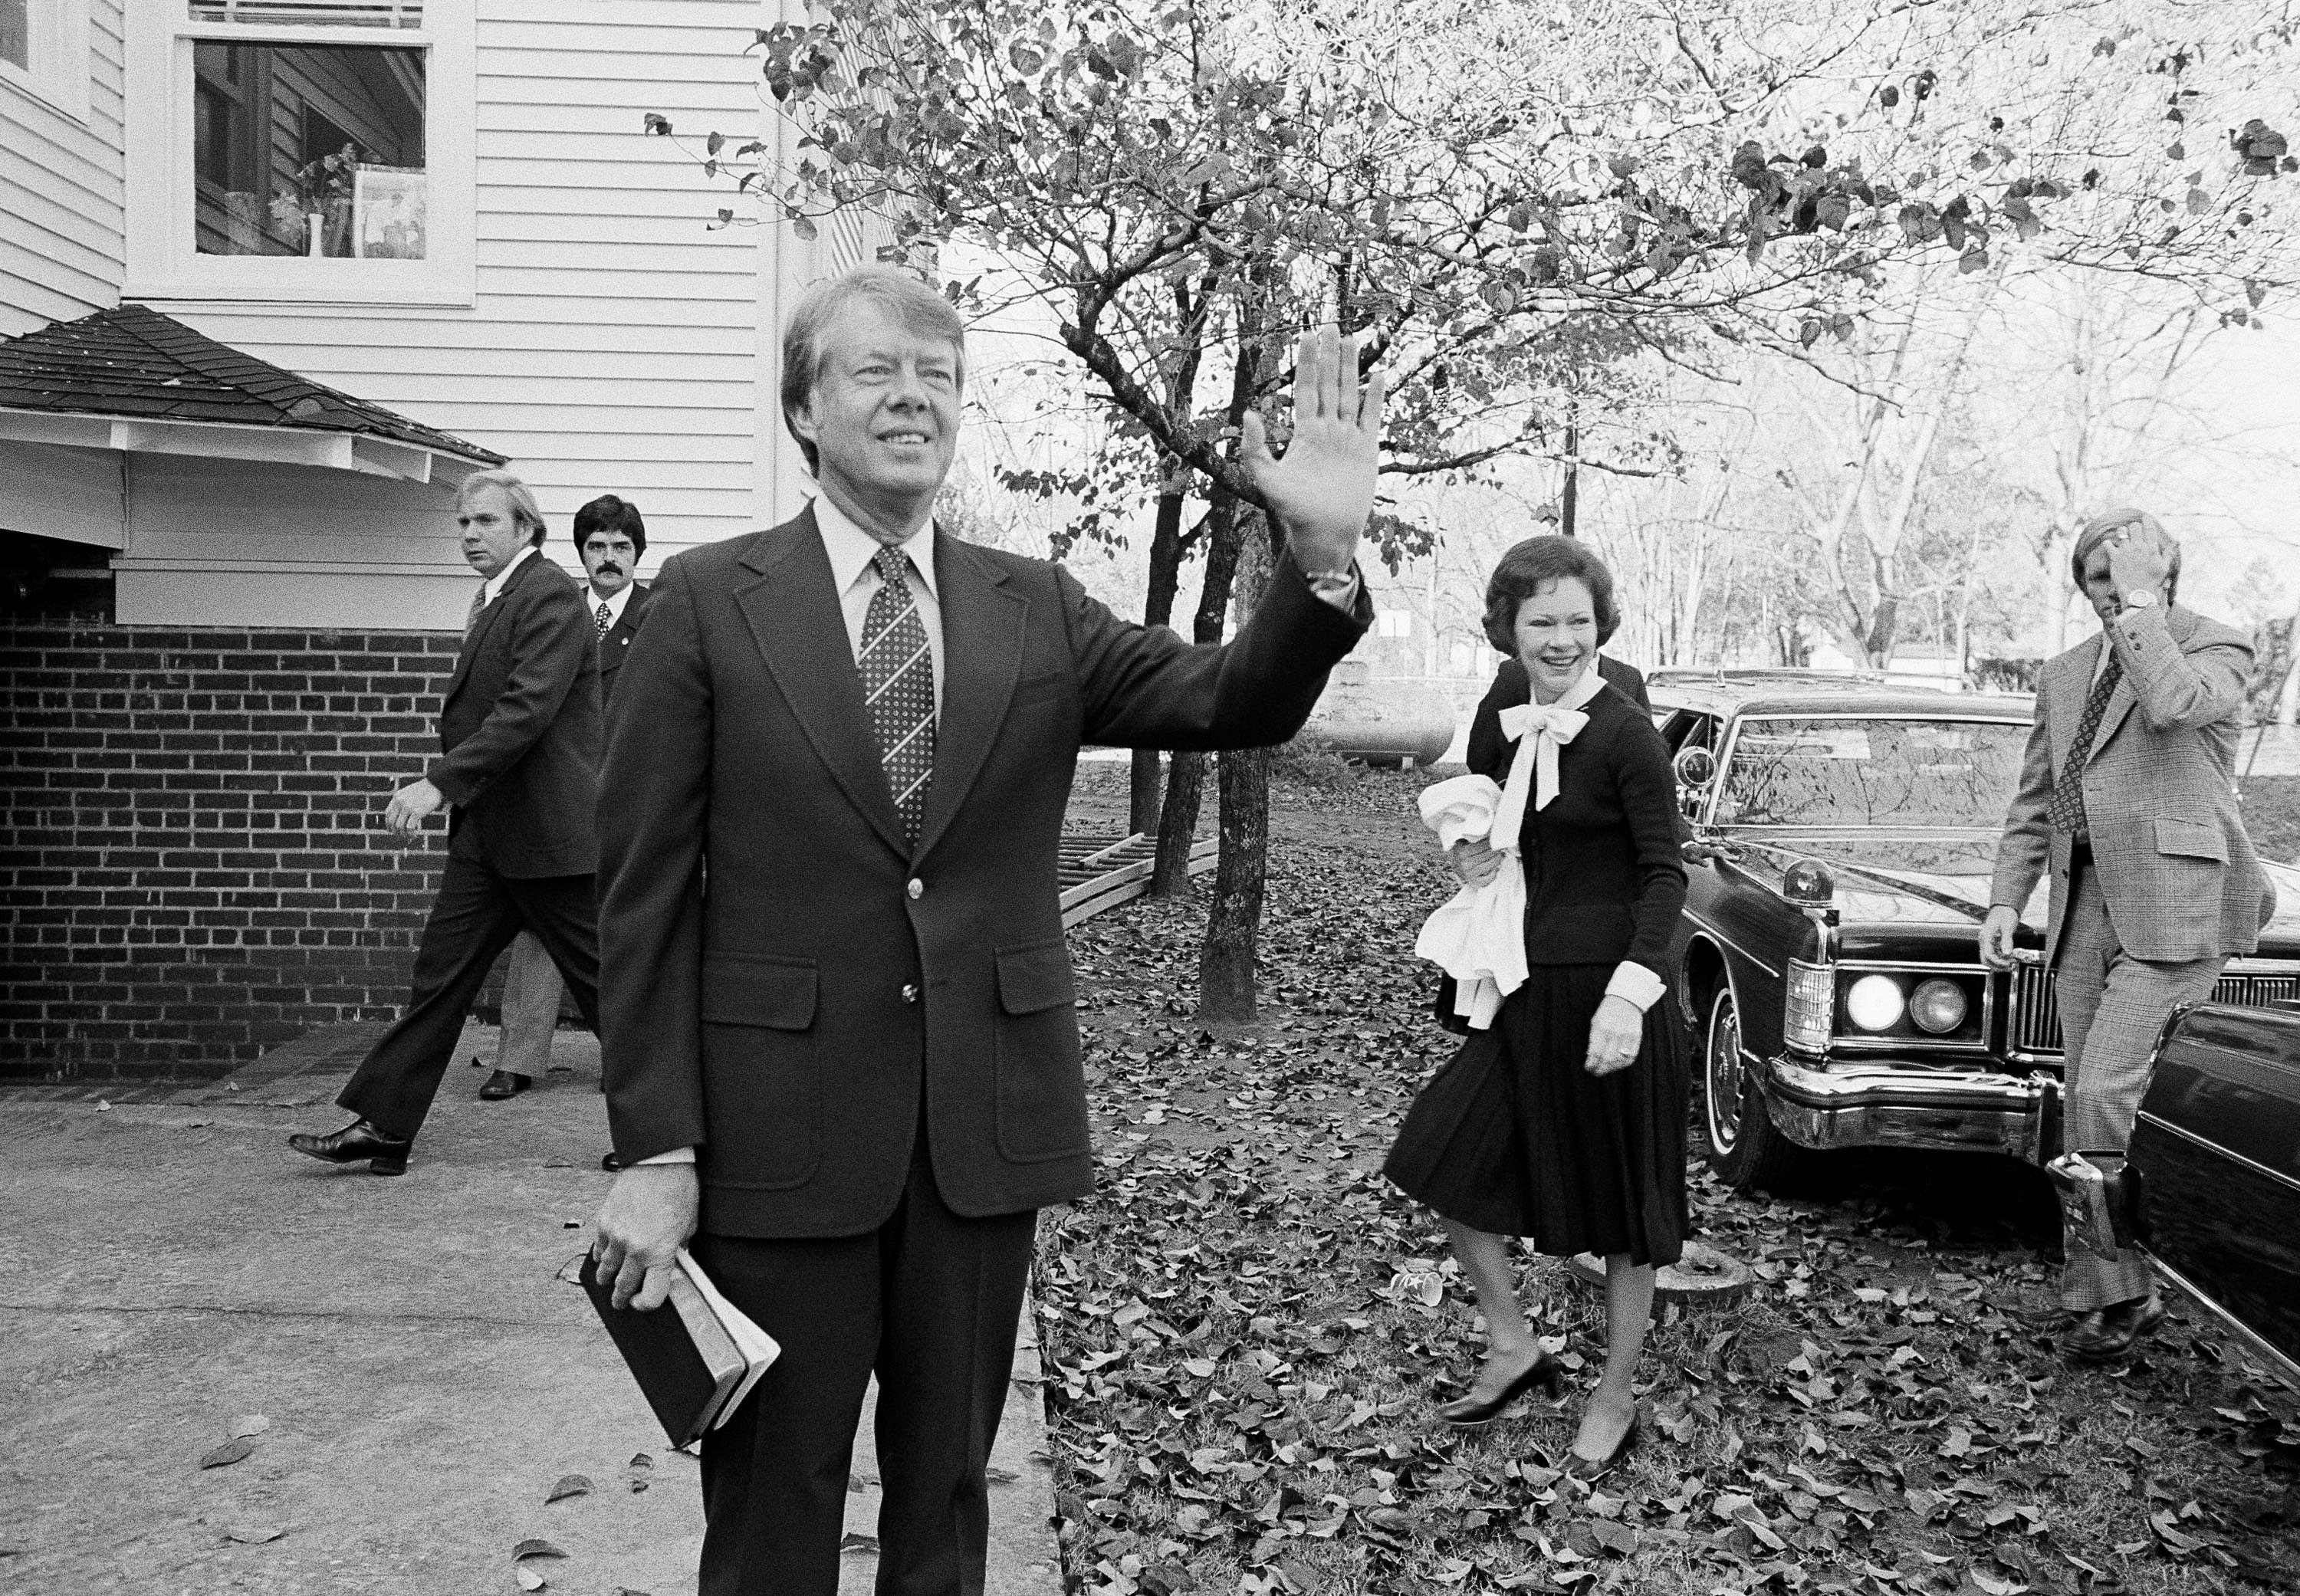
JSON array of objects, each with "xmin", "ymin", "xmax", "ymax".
[
  {"xmin": 701, "ymin": 956, "xmax": 818, "ymax": 1030},
  {"xmin": 2154, "ymin": 817, "xmax": 2229, "ymax": 862},
  {"xmin": 996, "ymin": 941, "xmax": 1077, "ymax": 1016}
]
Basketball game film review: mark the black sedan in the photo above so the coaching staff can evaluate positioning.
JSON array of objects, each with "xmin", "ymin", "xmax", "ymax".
[
  {"xmin": 1655, "ymin": 678, "xmax": 2300, "ymax": 1190},
  {"xmin": 2129, "ymin": 1000, "xmax": 2300, "ymax": 1385}
]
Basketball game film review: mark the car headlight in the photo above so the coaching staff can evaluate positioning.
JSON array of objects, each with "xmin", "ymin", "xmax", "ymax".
[
  {"xmin": 1910, "ymin": 977, "xmax": 1969, "ymax": 1035},
  {"xmin": 1845, "ymin": 974, "xmax": 1905, "ymax": 1032}
]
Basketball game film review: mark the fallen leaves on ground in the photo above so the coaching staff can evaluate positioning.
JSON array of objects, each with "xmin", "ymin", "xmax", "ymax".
[
  {"xmin": 546, "ymin": 1473, "xmax": 593, "ymax": 1503},
  {"xmin": 512, "ymin": 1539, "xmax": 567, "ymax": 1562},
  {"xmin": 221, "ymin": 1525, "xmax": 284, "ymax": 1545},
  {"xmin": 1037, "ymin": 766, "xmax": 2300, "ymax": 1596},
  {"xmin": 226, "ymin": 1414, "xmax": 269, "ymax": 1440},
  {"xmin": 198, "ymin": 1437, "xmax": 255, "ymax": 1470}
]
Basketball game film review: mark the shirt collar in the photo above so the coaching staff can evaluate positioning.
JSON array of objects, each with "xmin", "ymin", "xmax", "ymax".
[
  {"xmin": 814, "ymin": 493, "xmax": 938, "ymax": 600},
  {"xmin": 588, "ymin": 580, "xmax": 636, "ymax": 623},
  {"xmin": 481, "ymin": 543, "xmax": 539, "ymax": 603}
]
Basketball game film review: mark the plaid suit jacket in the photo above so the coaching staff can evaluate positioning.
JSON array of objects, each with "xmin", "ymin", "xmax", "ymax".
[{"xmin": 1990, "ymin": 603, "xmax": 2275, "ymax": 966}]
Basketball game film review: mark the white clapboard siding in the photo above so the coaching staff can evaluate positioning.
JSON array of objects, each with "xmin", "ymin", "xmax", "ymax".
[
  {"xmin": 0, "ymin": 0, "xmax": 127, "ymax": 337},
  {"xmin": 165, "ymin": 0, "xmax": 775, "ymax": 580}
]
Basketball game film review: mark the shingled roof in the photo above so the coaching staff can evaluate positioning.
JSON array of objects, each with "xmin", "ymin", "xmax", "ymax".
[{"xmin": 0, "ymin": 303, "xmax": 504, "ymax": 466}]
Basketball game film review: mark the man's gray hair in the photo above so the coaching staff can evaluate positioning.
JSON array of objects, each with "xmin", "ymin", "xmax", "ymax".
[
  {"xmin": 779, "ymin": 265, "xmax": 966, "ymax": 472},
  {"xmin": 458, "ymin": 469, "xmax": 548, "ymax": 548},
  {"xmin": 2071, "ymin": 507, "xmax": 2180, "ymax": 606}
]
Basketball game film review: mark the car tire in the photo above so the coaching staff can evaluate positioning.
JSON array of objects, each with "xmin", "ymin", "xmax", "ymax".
[{"xmin": 1699, "ymin": 984, "xmax": 1813, "ymax": 1193}]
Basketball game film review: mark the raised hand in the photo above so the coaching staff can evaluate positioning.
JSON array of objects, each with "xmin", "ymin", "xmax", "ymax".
[
  {"xmin": 2105, "ymin": 521, "xmax": 2173, "ymax": 606},
  {"xmin": 1240, "ymin": 324, "xmax": 1385, "ymax": 576}
]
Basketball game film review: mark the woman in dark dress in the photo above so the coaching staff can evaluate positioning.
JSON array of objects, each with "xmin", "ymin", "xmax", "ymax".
[{"xmin": 1385, "ymin": 536, "xmax": 1688, "ymax": 1479}]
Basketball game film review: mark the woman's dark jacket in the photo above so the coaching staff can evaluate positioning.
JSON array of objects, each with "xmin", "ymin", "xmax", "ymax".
[{"xmin": 1464, "ymin": 671, "xmax": 1687, "ymax": 980}]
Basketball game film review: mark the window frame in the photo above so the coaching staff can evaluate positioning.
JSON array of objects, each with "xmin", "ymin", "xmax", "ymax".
[
  {"xmin": 126, "ymin": 3, "xmax": 475, "ymax": 306},
  {"xmin": 0, "ymin": 0, "xmax": 92, "ymax": 120}
]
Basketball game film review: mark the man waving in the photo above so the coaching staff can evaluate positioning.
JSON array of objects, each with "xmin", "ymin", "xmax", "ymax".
[{"xmin": 588, "ymin": 266, "xmax": 1381, "ymax": 1596}]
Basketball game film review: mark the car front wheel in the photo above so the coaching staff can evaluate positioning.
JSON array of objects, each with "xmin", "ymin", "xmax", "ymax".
[{"xmin": 1700, "ymin": 984, "xmax": 1812, "ymax": 1192}]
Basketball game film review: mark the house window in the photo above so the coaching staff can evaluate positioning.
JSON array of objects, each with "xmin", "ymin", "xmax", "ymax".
[
  {"xmin": 127, "ymin": 1, "xmax": 472, "ymax": 302},
  {"xmin": 190, "ymin": 40, "xmax": 426, "ymax": 258},
  {"xmin": 0, "ymin": 0, "xmax": 90, "ymax": 117}
]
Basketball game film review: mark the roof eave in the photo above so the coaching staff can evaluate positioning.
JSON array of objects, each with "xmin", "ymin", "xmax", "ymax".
[{"xmin": 0, "ymin": 405, "xmax": 498, "ymax": 486}]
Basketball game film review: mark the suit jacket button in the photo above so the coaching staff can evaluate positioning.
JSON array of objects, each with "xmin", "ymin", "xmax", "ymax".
[
  {"xmin": 907, "ymin": 878, "xmax": 923, "ymax": 899},
  {"xmin": 902, "ymin": 984, "xmax": 918, "ymax": 1003}
]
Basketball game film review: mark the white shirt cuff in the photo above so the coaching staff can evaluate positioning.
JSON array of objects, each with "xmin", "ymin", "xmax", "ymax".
[
  {"xmin": 635, "ymin": 1147, "xmax": 696, "ymax": 1165},
  {"xmin": 1604, "ymin": 963, "xmax": 1666, "ymax": 1013},
  {"xmin": 1303, "ymin": 567, "xmax": 1361, "ymax": 612}
]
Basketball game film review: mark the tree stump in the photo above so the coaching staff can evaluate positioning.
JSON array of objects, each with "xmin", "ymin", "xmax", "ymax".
[{"xmin": 1563, "ymin": 1241, "xmax": 1755, "ymax": 1307}]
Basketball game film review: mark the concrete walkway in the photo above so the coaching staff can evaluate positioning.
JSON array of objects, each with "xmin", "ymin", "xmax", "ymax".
[{"xmin": 0, "ymin": 1023, "xmax": 1065, "ymax": 1596}]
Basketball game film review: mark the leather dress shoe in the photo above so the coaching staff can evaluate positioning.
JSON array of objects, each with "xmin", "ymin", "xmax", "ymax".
[
  {"xmin": 600, "ymin": 1151, "xmax": 623, "ymax": 1173},
  {"xmin": 478, "ymin": 1069, "xmax": 531, "ymax": 1101},
  {"xmin": 1566, "ymin": 1408, "xmax": 1642, "ymax": 1483},
  {"xmin": 288, "ymin": 1118, "xmax": 412, "ymax": 1176},
  {"xmin": 1437, "ymin": 1351, "xmax": 1568, "ymax": 1427},
  {"xmin": 2064, "ymin": 1290, "xmax": 2165, "ymax": 1361}
]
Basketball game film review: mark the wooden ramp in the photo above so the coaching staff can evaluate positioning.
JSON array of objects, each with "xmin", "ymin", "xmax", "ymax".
[{"xmin": 1057, "ymin": 832, "xmax": 1217, "ymax": 927}]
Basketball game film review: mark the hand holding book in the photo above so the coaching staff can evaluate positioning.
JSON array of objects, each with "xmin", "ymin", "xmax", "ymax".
[{"xmin": 591, "ymin": 1162, "xmax": 699, "ymax": 1309}]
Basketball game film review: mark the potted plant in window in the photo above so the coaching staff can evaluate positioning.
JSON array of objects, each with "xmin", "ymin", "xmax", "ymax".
[{"xmin": 268, "ymin": 144, "xmax": 362, "ymax": 258}]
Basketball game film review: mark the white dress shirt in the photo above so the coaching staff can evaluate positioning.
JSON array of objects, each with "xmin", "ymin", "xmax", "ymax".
[
  {"xmin": 588, "ymin": 579, "xmax": 637, "ymax": 631},
  {"xmin": 814, "ymin": 494, "xmax": 945, "ymax": 709},
  {"xmin": 479, "ymin": 543, "xmax": 539, "ymax": 606}
]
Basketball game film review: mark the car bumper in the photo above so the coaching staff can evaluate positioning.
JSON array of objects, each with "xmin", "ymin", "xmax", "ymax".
[{"xmin": 1760, "ymin": 1054, "xmax": 2060, "ymax": 1161}]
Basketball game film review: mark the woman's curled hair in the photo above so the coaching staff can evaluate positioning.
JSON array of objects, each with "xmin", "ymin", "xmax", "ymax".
[{"xmin": 1481, "ymin": 535, "xmax": 1620, "ymax": 652}]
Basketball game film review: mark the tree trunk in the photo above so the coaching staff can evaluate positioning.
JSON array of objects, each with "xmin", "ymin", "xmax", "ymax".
[
  {"xmin": 1198, "ymin": 508, "xmax": 1272, "ymax": 1022},
  {"xmin": 1148, "ymin": 491, "xmax": 1243, "ymax": 895},
  {"xmin": 2281, "ymin": 603, "xmax": 2300, "ymax": 727},
  {"xmin": 1129, "ymin": 482, "xmax": 1193, "ymax": 833},
  {"xmin": 1559, "ymin": 417, "xmax": 1580, "ymax": 538}
]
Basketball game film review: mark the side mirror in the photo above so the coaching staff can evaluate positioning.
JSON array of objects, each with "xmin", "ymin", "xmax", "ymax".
[{"xmin": 1672, "ymin": 745, "xmax": 1717, "ymax": 791}]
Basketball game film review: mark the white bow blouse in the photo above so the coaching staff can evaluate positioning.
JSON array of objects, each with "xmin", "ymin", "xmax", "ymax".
[{"xmin": 1413, "ymin": 660, "xmax": 1665, "ymax": 1029}]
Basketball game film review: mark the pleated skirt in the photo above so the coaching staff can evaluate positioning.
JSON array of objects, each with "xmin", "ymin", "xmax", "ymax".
[{"xmin": 1383, "ymin": 964, "xmax": 1689, "ymax": 1267}]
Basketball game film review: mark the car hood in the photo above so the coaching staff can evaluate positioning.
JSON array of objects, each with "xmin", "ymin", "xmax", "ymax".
[
  {"xmin": 1727, "ymin": 831, "xmax": 2016, "ymax": 928},
  {"xmin": 1728, "ymin": 832, "xmax": 2300, "ymax": 950}
]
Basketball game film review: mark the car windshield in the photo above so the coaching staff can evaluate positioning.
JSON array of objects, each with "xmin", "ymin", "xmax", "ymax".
[{"xmin": 1714, "ymin": 717, "xmax": 2029, "ymax": 828}]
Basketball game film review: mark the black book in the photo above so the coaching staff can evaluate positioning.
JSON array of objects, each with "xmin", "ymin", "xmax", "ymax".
[{"xmin": 579, "ymin": 1249, "xmax": 779, "ymax": 1447}]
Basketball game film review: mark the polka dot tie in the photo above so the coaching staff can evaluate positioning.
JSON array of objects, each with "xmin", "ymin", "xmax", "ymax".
[
  {"xmin": 595, "ymin": 600, "xmax": 613, "ymax": 640},
  {"xmin": 860, "ymin": 546, "xmax": 935, "ymax": 846},
  {"xmin": 2047, "ymin": 652, "xmax": 2123, "ymax": 841}
]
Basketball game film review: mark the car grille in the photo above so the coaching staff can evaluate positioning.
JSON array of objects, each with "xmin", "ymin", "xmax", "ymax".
[{"xmin": 2009, "ymin": 964, "xmax": 2300, "ymax": 1054}]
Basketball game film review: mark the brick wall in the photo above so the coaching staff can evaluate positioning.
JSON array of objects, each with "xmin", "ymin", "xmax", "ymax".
[{"xmin": 0, "ymin": 621, "xmax": 468, "ymax": 1080}]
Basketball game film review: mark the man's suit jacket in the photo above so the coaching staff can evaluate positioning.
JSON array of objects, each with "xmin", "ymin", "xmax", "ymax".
[
  {"xmin": 596, "ymin": 581, "xmax": 653, "ymax": 704},
  {"xmin": 428, "ymin": 550, "xmax": 602, "ymax": 879},
  {"xmin": 596, "ymin": 507, "xmax": 1368, "ymax": 1237},
  {"xmin": 1990, "ymin": 603, "xmax": 2275, "ymax": 967},
  {"xmin": 1493, "ymin": 653, "xmax": 1651, "ymax": 717}
]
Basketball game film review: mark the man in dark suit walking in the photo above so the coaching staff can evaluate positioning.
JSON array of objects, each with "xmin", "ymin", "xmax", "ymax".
[
  {"xmin": 586, "ymin": 266, "xmax": 1382, "ymax": 1596},
  {"xmin": 289, "ymin": 471, "xmax": 604, "ymax": 1174},
  {"xmin": 481, "ymin": 494, "xmax": 654, "ymax": 1102}
]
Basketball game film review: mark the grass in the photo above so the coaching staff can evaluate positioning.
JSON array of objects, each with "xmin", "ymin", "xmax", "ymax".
[{"xmin": 1037, "ymin": 766, "xmax": 2300, "ymax": 1596}]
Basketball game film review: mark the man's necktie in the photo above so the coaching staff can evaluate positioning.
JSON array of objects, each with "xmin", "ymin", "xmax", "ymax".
[
  {"xmin": 860, "ymin": 546, "xmax": 935, "ymax": 845},
  {"xmin": 2047, "ymin": 652, "xmax": 2123, "ymax": 839},
  {"xmin": 595, "ymin": 600, "xmax": 613, "ymax": 640},
  {"xmin": 464, "ymin": 583, "xmax": 488, "ymax": 639}
]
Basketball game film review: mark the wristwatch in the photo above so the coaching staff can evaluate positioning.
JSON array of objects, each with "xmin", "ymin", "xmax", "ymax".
[{"xmin": 2123, "ymin": 590, "xmax": 2157, "ymax": 609}]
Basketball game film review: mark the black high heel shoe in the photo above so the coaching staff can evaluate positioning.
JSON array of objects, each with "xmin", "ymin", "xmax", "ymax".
[
  {"xmin": 1565, "ymin": 1408, "xmax": 1641, "ymax": 1483},
  {"xmin": 1436, "ymin": 1352, "xmax": 1568, "ymax": 1427}
]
